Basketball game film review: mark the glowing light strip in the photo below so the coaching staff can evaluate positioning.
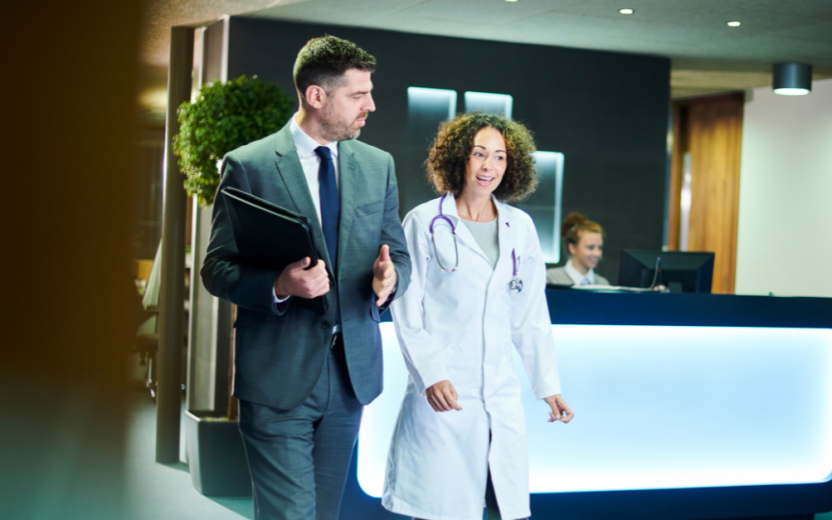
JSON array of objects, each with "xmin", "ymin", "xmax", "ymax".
[
  {"xmin": 407, "ymin": 87, "xmax": 457, "ymax": 120},
  {"xmin": 525, "ymin": 151, "xmax": 564, "ymax": 264},
  {"xmin": 357, "ymin": 324, "xmax": 832, "ymax": 497},
  {"xmin": 464, "ymin": 91, "xmax": 513, "ymax": 119}
]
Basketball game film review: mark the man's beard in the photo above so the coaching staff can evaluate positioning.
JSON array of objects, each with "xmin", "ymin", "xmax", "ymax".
[{"xmin": 319, "ymin": 104, "xmax": 362, "ymax": 141}]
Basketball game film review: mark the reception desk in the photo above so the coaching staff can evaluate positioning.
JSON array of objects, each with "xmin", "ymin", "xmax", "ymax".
[{"xmin": 340, "ymin": 291, "xmax": 832, "ymax": 520}]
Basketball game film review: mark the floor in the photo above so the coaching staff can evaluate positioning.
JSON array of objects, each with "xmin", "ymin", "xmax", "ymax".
[
  {"xmin": 123, "ymin": 389, "xmax": 254, "ymax": 520},
  {"xmin": 121, "ymin": 387, "xmax": 832, "ymax": 520}
]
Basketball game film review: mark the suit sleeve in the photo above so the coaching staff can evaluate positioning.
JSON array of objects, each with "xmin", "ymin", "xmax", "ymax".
[
  {"xmin": 200, "ymin": 152, "xmax": 286, "ymax": 315},
  {"xmin": 510, "ymin": 218, "xmax": 562, "ymax": 399},
  {"xmin": 377, "ymin": 152, "xmax": 411, "ymax": 311},
  {"xmin": 390, "ymin": 214, "xmax": 449, "ymax": 395}
]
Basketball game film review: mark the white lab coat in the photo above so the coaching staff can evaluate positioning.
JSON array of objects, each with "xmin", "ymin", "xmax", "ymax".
[{"xmin": 383, "ymin": 193, "xmax": 562, "ymax": 520}]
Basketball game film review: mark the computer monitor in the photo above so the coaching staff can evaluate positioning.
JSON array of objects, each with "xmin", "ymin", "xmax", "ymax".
[{"xmin": 619, "ymin": 250, "xmax": 715, "ymax": 293}]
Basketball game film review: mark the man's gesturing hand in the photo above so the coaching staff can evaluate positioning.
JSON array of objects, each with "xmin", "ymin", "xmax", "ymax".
[
  {"xmin": 372, "ymin": 244, "xmax": 397, "ymax": 307},
  {"xmin": 425, "ymin": 380, "xmax": 463, "ymax": 412},
  {"xmin": 273, "ymin": 257, "xmax": 330, "ymax": 299}
]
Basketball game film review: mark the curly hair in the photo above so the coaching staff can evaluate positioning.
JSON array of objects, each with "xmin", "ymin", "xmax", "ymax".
[
  {"xmin": 425, "ymin": 112, "xmax": 538, "ymax": 202},
  {"xmin": 293, "ymin": 35, "xmax": 376, "ymax": 97}
]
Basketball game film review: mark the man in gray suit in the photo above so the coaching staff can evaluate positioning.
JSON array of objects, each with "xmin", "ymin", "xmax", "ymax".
[{"xmin": 201, "ymin": 36, "xmax": 411, "ymax": 520}]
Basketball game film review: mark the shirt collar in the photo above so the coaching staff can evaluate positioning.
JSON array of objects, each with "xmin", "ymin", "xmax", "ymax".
[
  {"xmin": 565, "ymin": 259, "xmax": 594, "ymax": 285},
  {"xmin": 290, "ymin": 113, "xmax": 339, "ymax": 159}
]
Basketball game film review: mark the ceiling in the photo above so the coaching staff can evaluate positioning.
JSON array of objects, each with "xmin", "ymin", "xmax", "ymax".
[{"xmin": 139, "ymin": 0, "xmax": 832, "ymax": 122}]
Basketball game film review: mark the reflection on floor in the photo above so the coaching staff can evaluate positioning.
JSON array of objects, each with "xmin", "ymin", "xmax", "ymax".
[
  {"xmin": 120, "ymin": 387, "xmax": 832, "ymax": 520},
  {"xmin": 124, "ymin": 389, "xmax": 254, "ymax": 520}
]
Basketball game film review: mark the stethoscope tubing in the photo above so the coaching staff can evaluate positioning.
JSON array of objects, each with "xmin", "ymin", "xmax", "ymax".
[{"xmin": 429, "ymin": 194, "xmax": 523, "ymax": 292}]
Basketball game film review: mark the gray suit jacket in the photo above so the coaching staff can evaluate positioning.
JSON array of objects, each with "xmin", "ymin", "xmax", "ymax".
[{"xmin": 201, "ymin": 123, "xmax": 411, "ymax": 410}]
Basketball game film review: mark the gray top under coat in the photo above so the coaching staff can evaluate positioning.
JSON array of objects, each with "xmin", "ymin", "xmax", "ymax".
[{"xmin": 461, "ymin": 218, "xmax": 500, "ymax": 270}]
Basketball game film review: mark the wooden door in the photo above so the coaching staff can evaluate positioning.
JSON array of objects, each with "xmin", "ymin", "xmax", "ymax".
[{"xmin": 669, "ymin": 93, "xmax": 744, "ymax": 294}]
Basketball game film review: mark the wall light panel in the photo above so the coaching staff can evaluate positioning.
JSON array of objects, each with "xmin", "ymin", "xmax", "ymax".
[{"xmin": 464, "ymin": 91, "xmax": 513, "ymax": 118}]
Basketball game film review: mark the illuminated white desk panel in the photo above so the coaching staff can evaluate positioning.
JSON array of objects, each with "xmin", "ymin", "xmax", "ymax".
[{"xmin": 357, "ymin": 324, "xmax": 832, "ymax": 497}]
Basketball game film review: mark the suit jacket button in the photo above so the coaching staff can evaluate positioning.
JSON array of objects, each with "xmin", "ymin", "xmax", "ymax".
[{"xmin": 321, "ymin": 321, "xmax": 330, "ymax": 330}]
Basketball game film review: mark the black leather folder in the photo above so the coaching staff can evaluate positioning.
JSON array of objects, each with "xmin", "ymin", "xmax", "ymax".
[{"xmin": 222, "ymin": 187, "xmax": 328, "ymax": 314}]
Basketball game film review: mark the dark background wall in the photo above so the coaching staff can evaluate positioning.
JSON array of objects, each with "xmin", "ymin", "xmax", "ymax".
[{"xmin": 226, "ymin": 17, "xmax": 670, "ymax": 284}]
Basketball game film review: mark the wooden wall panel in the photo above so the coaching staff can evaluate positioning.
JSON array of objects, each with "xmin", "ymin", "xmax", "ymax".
[
  {"xmin": 671, "ymin": 93, "xmax": 744, "ymax": 294},
  {"xmin": 667, "ymin": 104, "xmax": 685, "ymax": 252}
]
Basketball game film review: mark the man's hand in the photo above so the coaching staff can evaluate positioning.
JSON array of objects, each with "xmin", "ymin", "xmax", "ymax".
[
  {"xmin": 425, "ymin": 380, "xmax": 463, "ymax": 412},
  {"xmin": 543, "ymin": 394, "xmax": 574, "ymax": 423},
  {"xmin": 273, "ymin": 257, "xmax": 330, "ymax": 299},
  {"xmin": 372, "ymin": 244, "xmax": 397, "ymax": 307}
]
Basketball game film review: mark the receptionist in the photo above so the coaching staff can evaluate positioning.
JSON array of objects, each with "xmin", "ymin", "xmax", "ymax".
[{"xmin": 547, "ymin": 212, "xmax": 610, "ymax": 286}]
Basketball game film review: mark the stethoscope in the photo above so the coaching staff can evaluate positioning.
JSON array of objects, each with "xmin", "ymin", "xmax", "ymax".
[{"xmin": 429, "ymin": 194, "xmax": 523, "ymax": 293}]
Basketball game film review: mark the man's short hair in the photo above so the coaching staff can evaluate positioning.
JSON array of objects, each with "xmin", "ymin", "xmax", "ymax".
[{"xmin": 293, "ymin": 36, "xmax": 376, "ymax": 98}]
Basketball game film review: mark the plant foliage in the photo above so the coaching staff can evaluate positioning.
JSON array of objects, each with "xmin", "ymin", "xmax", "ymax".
[{"xmin": 174, "ymin": 75, "xmax": 294, "ymax": 206}]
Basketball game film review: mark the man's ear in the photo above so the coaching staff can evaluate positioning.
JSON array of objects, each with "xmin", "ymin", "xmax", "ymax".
[{"xmin": 305, "ymin": 85, "xmax": 326, "ymax": 109}]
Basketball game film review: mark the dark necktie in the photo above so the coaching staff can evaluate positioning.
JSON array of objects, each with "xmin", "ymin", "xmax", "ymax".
[{"xmin": 314, "ymin": 146, "xmax": 340, "ymax": 324}]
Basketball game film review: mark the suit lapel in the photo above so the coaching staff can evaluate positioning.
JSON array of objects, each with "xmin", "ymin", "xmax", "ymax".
[
  {"xmin": 272, "ymin": 125, "xmax": 329, "ymax": 267},
  {"xmin": 336, "ymin": 143, "xmax": 358, "ymax": 279}
]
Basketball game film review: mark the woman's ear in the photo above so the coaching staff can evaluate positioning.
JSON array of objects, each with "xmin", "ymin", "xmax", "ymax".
[{"xmin": 567, "ymin": 242, "xmax": 577, "ymax": 257}]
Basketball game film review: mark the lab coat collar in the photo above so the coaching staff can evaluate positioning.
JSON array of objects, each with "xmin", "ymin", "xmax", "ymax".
[
  {"xmin": 438, "ymin": 192, "xmax": 514, "ymax": 268},
  {"xmin": 437, "ymin": 192, "xmax": 508, "ymax": 227}
]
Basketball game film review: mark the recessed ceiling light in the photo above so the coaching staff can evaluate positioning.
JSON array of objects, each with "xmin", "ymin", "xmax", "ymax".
[
  {"xmin": 727, "ymin": 21, "xmax": 741, "ymax": 27},
  {"xmin": 505, "ymin": 0, "xmax": 519, "ymax": 3},
  {"xmin": 619, "ymin": 8, "xmax": 634, "ymax": 14},
  {"xmin": 773, "ymin": 88, "xmax": 810, "ymax": 96}
]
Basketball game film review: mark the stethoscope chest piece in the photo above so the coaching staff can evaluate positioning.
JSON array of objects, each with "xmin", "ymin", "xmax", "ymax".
[{"xmin": 509, "ymin": 250, "xmax": 522, "ymax": 292}]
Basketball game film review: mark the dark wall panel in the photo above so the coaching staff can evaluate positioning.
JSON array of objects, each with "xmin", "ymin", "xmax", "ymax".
[{"xmin": 227, "ymin": 17, "xmax": 670, "ymax": 284}]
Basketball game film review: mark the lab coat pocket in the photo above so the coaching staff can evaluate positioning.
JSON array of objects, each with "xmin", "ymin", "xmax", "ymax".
[{"xmin": 441, "ymin": 341, "xmax": 463, "ymax": 359}]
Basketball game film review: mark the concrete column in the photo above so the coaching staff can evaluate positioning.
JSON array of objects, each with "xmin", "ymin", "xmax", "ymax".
[
  {"xmin": 156, "ymin": 25, "xmax": 193, "ymax": 464},
  {"xmin": 185, "ymin": 20, "xmax": 231, "ymax": 416},
  {"xmin": 186, "ymin": 202, "xmax": 231, "ymax": 414}
]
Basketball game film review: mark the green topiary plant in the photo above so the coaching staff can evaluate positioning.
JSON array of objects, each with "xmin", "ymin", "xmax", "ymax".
[{"xmin": 174, "ymin": 75, "xmax": 294, "ymax": 207}]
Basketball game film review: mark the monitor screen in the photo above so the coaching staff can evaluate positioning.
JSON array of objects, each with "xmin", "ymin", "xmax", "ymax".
[{"xmin": 619, "ymin": 250, "xmax": 714, "ymax": 293}]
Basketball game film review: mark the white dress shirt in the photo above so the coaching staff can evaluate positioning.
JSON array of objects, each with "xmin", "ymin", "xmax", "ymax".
[
  {"xmin": 276, "ymin": 115, "xmax": 395, "ymax": 325},
  {"xmin": 290, "ymin": 114, "xmax": 339, "ymax": 228},
  {"xmin": 565, "ymin": 259, "xmax": 595, "ymax": 285},
  {"xmin": 274, "ymin": 115, "xmax": 340, "ymax": 308}
]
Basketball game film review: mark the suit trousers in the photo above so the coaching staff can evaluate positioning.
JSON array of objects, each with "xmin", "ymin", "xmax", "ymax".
[{"xmin": 239, "ymin": 340, "xmax": 363, "ymax": 520}]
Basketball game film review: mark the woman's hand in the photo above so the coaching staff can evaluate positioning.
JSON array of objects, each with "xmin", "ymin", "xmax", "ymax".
[
  {"xmin": 425, "ymin": 380, "xmax": 463, "ymax": 412},
  {"xmin": 543, "ymin": 394, "xmax": 574, "ymax": 423}
]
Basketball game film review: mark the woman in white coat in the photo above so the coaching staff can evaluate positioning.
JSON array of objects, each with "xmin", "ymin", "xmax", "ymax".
[{"xmin": 383, "ymin": 112, "xmax": 574, "ymax": 520}]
